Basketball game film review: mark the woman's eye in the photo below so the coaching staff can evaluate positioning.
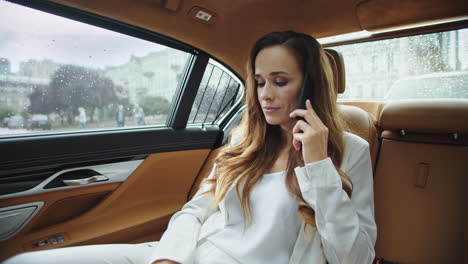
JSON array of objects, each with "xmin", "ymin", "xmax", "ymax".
[
  {"xmin": 276, "ymin": 81, "xmax": 288, "ymax": 87},
  {"xmin": 256, "ymin": 82, "xmax": 265, "ymax": 87}
]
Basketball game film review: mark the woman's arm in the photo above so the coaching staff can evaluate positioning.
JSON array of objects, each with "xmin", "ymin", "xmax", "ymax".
[
  {"xmin": 294, "ymin": 140, "xmax": 377, "ymax": 264},
  {"xmin": 149, "ymin": 165, "xmax": 218, "ymax": 264}
]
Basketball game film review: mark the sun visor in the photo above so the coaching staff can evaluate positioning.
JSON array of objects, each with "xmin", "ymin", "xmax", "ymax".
[{"xmin": 356, "ymin": 0, "xmax": 468, "ymax": 33}]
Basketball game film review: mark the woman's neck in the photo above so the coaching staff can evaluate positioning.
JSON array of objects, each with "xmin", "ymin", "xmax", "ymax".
[
  {"xmin": 264, "ymin": 127, "xmax": 293, "ymax": 174},
  {"xmin": 279, "ymin": 126, "xmax": 293, "ymax": 149},
  {"xmin": 279, "ymin": 119, "xmax": 295, "ymax": 140},
  {"xmin": 276, "ymin": 135, "xmax": 291, "ymax": 162}
]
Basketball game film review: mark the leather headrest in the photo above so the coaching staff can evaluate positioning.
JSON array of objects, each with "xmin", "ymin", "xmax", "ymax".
[
  {"xmin": 324, "ymin": 49, "xmax": 346, "ymax": 94},
  {"xmin": 379, "ymin": 99, "xmax": 468, "ymax": 133},
  {"xmin": 339, "ymin": 104, "xmax": 376, "ymax": 145}
]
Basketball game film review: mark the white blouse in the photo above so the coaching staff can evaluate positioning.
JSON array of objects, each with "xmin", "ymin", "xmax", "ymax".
[
  {"xmin": 198, "ymin": 170, "xmax": 302, "ymax": 263},
  {"xmin": 151, "ymin": 132, "xmax": 377, "ymax": 264}
]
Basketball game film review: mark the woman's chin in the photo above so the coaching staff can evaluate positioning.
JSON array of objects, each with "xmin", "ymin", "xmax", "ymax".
[
  {"xmin": 264, "ymin": 117, "xmax": 297, "ymax": 131},
  {"xmin": 264, "ymin": 117, "xmax": 287, "ymax": 126}
]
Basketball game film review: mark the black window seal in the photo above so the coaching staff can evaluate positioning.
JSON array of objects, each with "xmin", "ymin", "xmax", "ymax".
[{"xmin": 167, "ymin": 51, "xmax": 209, "ymax": 129}]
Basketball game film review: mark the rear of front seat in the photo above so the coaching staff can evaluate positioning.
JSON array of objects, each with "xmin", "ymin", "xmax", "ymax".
[{"xmin": 374, "ymin": 99, "xmax": 468, "ymax": 263}]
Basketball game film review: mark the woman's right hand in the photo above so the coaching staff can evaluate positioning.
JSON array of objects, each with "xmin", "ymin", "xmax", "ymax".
[{"xmin": 153, "ymin": 260, "xmax": 179, "ymax": 264}]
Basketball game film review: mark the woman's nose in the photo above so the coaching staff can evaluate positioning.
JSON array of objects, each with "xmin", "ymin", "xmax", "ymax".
[{"xmin": 259, "ymin": 82, "xmax": 273, "ymax": 101}]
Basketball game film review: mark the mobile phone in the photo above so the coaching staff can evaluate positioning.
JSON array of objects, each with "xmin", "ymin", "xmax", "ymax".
[{"xmin": 296, "ymin": 73, "xmax": 312, "ymax": 120}]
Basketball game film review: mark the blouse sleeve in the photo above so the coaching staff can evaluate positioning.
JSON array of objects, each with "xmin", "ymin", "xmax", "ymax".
[
  {"xmin": 149, "ymin": 165, "xmax": 217, "ymax": 264},
  {"xmin": 294, "ymin": 138, "xmax": 377, "ymax": 264}
]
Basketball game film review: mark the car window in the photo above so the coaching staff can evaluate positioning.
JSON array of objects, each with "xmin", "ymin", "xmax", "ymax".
[
  {"xmin": 331, "ymin": 28, "xmax": 468, "ymax": 101},
  {"xmin": 0, "ymin": 1, "xmax": 191, "ymax": 136},
  {"xmin": 188, "ymin": 59, "xmax": 244, "ymax": 124}
]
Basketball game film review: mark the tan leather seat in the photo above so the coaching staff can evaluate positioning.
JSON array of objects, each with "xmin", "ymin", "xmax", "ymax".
[
  {"xmin": 324, "ymin": 48, "xmax": 378, "ymax": 166},
  {"xmin": 339, "ymin": 104, "xmax": 378, "ymax": 167},
  {"xmin": 324, "ymin": 48, "xmax": 346, "ymax": 95},
  {"xmin": 374, "ymin": 99, "xmax": 468, "ymax": 264}
]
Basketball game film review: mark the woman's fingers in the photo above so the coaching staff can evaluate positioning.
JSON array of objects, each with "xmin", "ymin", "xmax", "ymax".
[
  {"xmin": 292, "ymin": 120, "xmax": 308, "ymax": 151},
  {"xmin": 305, "ymin": 100, "xmax": 325, "ymax": 127},
  {"xmin": 289, "ymin": 109, "xmax": 307, "ymax": 119},
  {"xmin": 290, "ymin": 100, "xmax": 321, "ymax": 126},
  {"xmin": 292, "ymin": 132, "xmax": 305, "ymax": 151},
  {"xmin": 292, "ymin": 119, "xmax": 308, "ymax": 133},
  {"xmin": 291, "ymin": 100, "xmax": 330, "ymax": 163},
  {"xmin": 290, "ymin": 109, "xmax": 315, "ymax": 126}
]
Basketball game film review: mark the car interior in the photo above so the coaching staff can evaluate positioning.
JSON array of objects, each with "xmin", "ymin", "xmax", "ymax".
[{"xmin": 0, "ymin": 0, "xmax": 467, "ymax": 263}]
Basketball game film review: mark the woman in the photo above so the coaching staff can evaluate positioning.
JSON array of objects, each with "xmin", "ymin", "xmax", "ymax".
[
  {"xmin": 4, "ymin": 31, "xmax": 376, "ymax": 264},
  {"xmin": 152, "ymin": 30, "xmax": 376, "ymax": 264}
]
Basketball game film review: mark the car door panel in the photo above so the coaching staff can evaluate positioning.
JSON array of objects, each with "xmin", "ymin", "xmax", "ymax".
[
  {"xmin": 0, "ymin": 125, "xmax": 222, "ymax": 260},
  {"xmin": 0, "ymin": 182, "xmax": 120, "ymax": 259},
  {"xmin": 0, "ymin": 148, "xmax": 213, "ymax": 260}
]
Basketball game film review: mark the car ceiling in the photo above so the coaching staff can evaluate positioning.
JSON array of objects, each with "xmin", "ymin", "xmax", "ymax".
[{"xmin": 48, "ymin": 0, "xmax": 468, "ymax": 78}]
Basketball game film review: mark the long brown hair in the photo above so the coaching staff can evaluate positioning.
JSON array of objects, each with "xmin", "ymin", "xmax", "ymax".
[{"xmin": 202, "ymin": 31, "xmax": 351, "ymax": 229}]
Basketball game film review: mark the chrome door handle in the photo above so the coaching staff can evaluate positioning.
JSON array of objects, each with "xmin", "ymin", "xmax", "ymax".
[{"xmin": 62, "ymin": 175, "xmax": 109, "ymax": 186}]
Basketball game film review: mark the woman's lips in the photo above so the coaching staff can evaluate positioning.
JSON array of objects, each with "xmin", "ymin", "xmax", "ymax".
[{"xmin": 263, "ymin": 107, "xmax": 280, "ymax": 114}]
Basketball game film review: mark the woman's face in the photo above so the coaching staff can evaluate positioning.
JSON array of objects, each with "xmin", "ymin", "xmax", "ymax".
[{"xmin": 255, "ymin": 45, "xmax": 303, "ymax": 130}]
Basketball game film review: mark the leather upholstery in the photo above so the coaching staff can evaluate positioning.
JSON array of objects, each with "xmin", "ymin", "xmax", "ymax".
[
  {"xmin": 188, "ymin": 148, "xmax": 222, "ymax": 200},
  {"xmin": 338, "ymin": 104, "xmax": 378, "ymax": 167},
  {"xmin": 340, "ymin": 101, "xmax": 384, "ymax": 122},
  {"xmin": 380, "ymin": 99, "xmax": 468, "ymax": 133},
  {"xmin": 0, "ymin": 149, "xmax": 210, "ymax": 261},
  {"xmin": 326, "ymin": 50, "xmax": 379, "ymax": 166},
  {"xmin": 374, "ymin": 138, "xmax": 467, "ymax": 263},
  {"xmin": 356, "ymin": 0, "xmax": 468, "ymax": 33},
  {"xmin": 374, "ymin": 99, "xmax": 468, "ymax": 263}
]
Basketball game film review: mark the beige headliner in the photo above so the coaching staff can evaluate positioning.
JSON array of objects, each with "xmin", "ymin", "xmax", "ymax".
[{"xmin": 51, "ymin": 0, "xmax": 468, "ymax": 78}]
